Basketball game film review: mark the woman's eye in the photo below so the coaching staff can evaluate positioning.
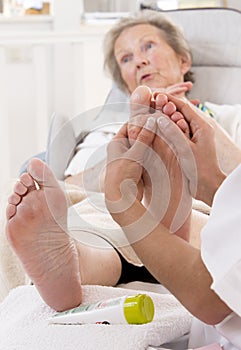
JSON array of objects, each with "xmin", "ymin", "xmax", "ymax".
[
  {"xmin": 145, "ymin": 42, "xmax": 154, "ymax": 50},
  {"xmin": 121, "ymin": 55, "xmax": 131, "ymax": 64}
]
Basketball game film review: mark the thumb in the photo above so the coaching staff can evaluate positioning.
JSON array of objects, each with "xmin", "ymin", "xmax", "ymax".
[
  {"xmin": 157, "ymin": 115, "xmax": 198, "ymax": 197},
  {"xmin": 128, "ymin": 116, "xmax": 157, "ymax": 162}
]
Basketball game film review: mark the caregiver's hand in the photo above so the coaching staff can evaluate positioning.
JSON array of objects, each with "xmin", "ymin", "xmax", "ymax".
[
  {"xmin": 158, "ymin": 94, "xmax": 226, "ymax": 206},
  {"xmin": 105, "ymin": 117, "xmax": 156, "ymax": 222}
]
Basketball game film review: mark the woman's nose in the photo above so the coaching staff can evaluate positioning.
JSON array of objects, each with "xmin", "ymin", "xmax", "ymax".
[
  {"xmin": 135, "ymin": 55, "xmax": 149, "ymax": 68},
  {"xmin": 137, "ymin": 59, "xmax": 148, "ymax": 68}
]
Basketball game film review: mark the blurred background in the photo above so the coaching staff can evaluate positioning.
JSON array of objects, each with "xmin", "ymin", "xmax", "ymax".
[{"xmin": 0, "ymin": 0, "xmax": 240, "ymax": 198}]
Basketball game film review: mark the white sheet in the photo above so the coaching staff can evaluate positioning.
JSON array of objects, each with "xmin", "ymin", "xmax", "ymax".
[{"xmin": 0, "ymin": 284, "xmax": 192, "ymax": 350}]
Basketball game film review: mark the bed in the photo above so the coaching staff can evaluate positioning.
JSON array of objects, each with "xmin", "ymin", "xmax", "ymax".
[{"xmin": 0, "ymin": 6, "xmax": 241, "ymax": 350}]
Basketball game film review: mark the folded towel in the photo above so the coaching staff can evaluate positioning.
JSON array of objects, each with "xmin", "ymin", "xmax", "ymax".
[
  {"xmin": 0, "ymin": 284, "xmax": 192, "ymax": 350},
  {"xmin": 68, "ymin": 192, "xmax": 143, "ymax": 267}
]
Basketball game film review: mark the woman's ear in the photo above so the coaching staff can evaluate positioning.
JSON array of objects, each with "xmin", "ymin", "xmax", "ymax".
[{"xmin": 180, "ymin": 55, "xmax": 192, "ymax": 75}]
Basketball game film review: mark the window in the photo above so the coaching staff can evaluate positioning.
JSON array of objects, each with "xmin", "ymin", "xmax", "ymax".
[
  {"xmin": 156, "ymin": 0, "xmax": 226, "ymax": 10},
  {"xmin": 2, "ymin": 0, "xmax": 51, "ymax": 16}
]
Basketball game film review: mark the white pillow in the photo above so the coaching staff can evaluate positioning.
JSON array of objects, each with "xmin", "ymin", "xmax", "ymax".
[{"xmin": 205, "ymin": 102, "xmax": 241, "ymax": 149}]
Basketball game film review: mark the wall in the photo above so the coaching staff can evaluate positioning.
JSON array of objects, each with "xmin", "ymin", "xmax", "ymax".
[
  {"xmin": 1, "ymin": 0, "xmax": 240, "ymax": 198},
  {"xmin": 0, "ymin": 14, "xmax": 112, "ymax": 197},
  {"xmin": 227, "ymin": 0, "xmax": 241, "ymax": 10},
  {"xmin": 83, "ymin": 0, "xmax": 139, "ymax": 12}
]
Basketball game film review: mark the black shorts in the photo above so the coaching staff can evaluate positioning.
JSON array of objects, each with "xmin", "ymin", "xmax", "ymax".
[
  {"xmin": 117, "ymin": 250, "xmax": 159, "ymax": 285},
  {"xmin": 30, "ymin": 249, "xmax": 159, "ymax": 286}
]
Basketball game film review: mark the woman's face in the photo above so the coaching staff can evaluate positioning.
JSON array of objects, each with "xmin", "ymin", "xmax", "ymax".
[{"xmin": 114, "ymin": 24, "xmax": 191, "ymax": 93}]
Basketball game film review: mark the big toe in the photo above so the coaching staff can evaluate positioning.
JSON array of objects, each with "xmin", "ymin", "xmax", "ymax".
[
  {"xmin": 130, "ymin": 85, "xmax": 152, "ymax": 119},
  {"xmin": 27, "ymin": 158, "xmax": 67, "ymax": 227},
  {"xmin": 27, "ymin": 158, "xmax": 59, "ymax": 189}
]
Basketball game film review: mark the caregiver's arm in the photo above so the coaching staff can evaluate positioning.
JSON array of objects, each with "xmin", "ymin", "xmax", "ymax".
[
  {"xmin": 105, "ymin": 107, "xmax": 231, "ymax": 325},
  {"xmin": 115, "ymin": 201, "xmax": 231, "ymax": 325}
]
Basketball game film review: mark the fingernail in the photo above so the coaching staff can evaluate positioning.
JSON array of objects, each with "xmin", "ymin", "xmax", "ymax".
[
  {"xmin": 145, "ymin": 117, "xmax": 156, "ymax": 131},
  {"xmin": 158, "ymin": 116, "xmax": 169, "ymax": 128}
]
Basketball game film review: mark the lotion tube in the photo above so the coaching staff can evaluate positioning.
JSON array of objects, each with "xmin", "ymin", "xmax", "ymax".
[{"xmin": 49, "ymin": 294, "xmax": 154, "ymax": 325}]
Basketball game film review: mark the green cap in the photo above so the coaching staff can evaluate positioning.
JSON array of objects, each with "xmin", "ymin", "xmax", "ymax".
[{"xmin": 123, "ymin": 294, "xmax": 154, "ymax": 324}]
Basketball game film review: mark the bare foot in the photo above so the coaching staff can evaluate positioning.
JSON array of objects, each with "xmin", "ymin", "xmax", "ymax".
[
  {"xmin": 129, "ymin": 86, "xmax": 192, "ymax": 240},
  {"xmin": 6, "ymin": 158, "xmax": 82, "ymax": 311},
  {"xmin": 128, "ymin": 86, "xmax": 190, "ymax": 142}
]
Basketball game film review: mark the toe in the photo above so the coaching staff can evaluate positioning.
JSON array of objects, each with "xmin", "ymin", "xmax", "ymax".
[
  {"xmin": 170, "ymin": 111, "xmax": 184, "ymax": 123},
  {"xmin": 170, "ymin": 112, "xmax": 190, "ymax": 136},
  {"xmin": 6, "ymin": 203, "xmax": 17, "ymax": 220},
  {"xmin": 177, "ymin": 119, "xmax": 190, "ymax": 136},
  {"xmin": 130, "ymin": 85, "xmax": 152, "ymax": 118},
  {"xmin": 163, "ymin": 102, "xmax": 176, "ymax": 116},
  {"xmin": 155, "ymin": 93, "xmax": 168, "ymax": 111},
  {"xmin": 20, "ymin": 173, "xmax": 36, "ymax": 190},
  {"xmin": 8, "ymin": 193, "xmax": 21, "ymax": 205},
  {"xmin": 27, "ymin": 158, "xmax": 59, "ymax": 190},
  {"xmin": 14, "ymin": 181, "xmax": 28, "ymax": 196}
]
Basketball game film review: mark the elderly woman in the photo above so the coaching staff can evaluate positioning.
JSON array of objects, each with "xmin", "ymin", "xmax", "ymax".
[
  {"xmin": 104, "ymin": 10, "xmax": 194, "ymax": 95},
  {"xmin": 66, "ymin": 10, "xmax": 241, "ymax": 187},
  {"xmin": 6, "ymin": 11, "xmax": 241, "ymax": 314},
  {"xmin": 64, "ymin": 11, "xmax": 194, "ymax": 186}
]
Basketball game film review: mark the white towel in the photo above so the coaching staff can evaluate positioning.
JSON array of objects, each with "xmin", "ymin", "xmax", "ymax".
[{"xmin": 0, "ymin": 284, "xmax": 192, "ymax": 350}]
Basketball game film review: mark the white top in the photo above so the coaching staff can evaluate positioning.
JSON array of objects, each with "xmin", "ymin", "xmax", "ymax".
[
  {"xmin": 188, "ymin": 164, "xmax": 241, "ymax": 349},
  {"xmin": 64, "ymin": 124, "xmax": 122, "ymax": 177}
]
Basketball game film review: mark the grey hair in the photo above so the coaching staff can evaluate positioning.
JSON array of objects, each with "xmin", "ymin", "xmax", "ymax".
[{"xmin": 103, "ymin": 10, "xmax": 194, "ymax": 93}]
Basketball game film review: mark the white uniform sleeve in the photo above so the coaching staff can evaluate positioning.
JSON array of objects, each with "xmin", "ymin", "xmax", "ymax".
[{"xmin": 201, "ymin": 164, "xmax": 241, "ymax": 317}]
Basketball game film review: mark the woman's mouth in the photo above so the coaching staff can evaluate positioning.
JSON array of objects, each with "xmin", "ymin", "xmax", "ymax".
[{"xmin": 141, "ymin": 74, "xmax": 152, "ymax": 82}]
